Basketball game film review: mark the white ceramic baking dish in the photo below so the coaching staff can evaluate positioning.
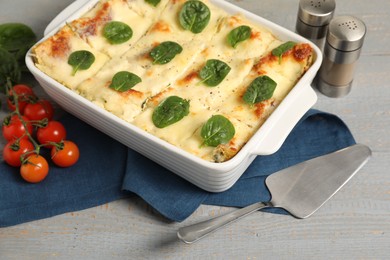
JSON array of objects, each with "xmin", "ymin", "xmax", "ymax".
[{"xmin": 26, "ymin": 0, "xmax": 322, "ymax": 192}]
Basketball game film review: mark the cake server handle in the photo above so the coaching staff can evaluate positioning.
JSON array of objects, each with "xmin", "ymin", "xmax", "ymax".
[{"xmin": 177, "ymin": 202, "xmax": 272, "ymax": 244}]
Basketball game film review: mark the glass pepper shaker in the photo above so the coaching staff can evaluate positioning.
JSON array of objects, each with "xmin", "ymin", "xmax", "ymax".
[{"xmin": 317, "ymin": 16, "xmax": 367, "ymax": 97}]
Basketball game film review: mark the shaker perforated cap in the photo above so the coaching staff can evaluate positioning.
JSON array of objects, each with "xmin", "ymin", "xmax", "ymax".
[
  {"xmin": 327, "ymin": 16, "xmax": 367, "ymax": 51},
  {"xmin": 298, "ymin": 0, "xmax": 336, "ymax": 26}
]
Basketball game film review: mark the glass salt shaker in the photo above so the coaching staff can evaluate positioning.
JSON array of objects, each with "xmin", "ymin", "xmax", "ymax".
[{"xmin": 296, "ymin": 0, "xmax": 336, "ymax": 50}]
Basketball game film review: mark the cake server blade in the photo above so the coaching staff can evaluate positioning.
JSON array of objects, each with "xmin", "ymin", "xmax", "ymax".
[{"xmin": 177, "ymin": 144, "xmax": 371, "ymax": 243}]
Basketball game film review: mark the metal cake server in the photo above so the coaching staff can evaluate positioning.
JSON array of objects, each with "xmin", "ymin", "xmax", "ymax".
[{"xmin": 177, "ymin": 144, "xmax": 371, "ymax": 244}]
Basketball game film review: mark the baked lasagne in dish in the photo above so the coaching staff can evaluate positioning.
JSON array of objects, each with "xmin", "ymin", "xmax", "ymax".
[{"xmin": 32, "ymin": 0, "xmax": 314, "ymax": 163}]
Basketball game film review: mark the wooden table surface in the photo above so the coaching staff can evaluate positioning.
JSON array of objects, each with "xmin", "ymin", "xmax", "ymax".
[{"xmin": 1, "ymin": 0, "xmax": 389, "ymax": 259}]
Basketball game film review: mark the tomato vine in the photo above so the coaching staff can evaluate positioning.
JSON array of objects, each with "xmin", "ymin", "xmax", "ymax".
[{"xmin": 1, "ymin": 22, "xmax": 80, "ymax": 183}]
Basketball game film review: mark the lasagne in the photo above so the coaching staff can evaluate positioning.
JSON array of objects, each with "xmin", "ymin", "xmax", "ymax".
[{"xmin": 33, "ymin": 0, "xmax": 314, "ymax": 162}]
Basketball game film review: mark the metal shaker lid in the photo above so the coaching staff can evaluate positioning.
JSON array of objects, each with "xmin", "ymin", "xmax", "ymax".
[
  {"xmin": 327, "ymin": 16, "xmax": 367, "ymax": 51},
  {"xmin": 298, "ymin": 0, "xmax": 336, "ymax": 26}
]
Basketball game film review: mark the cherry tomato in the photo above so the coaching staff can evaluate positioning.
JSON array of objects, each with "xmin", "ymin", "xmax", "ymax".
[
  {"xmin": 2, "ymin": 115, "xmax": 33, "ymax": 141},
  {"xmin": 6, "ymin": 84, "xmax": 35, "ymax": 113},
  {"xmin": 20, "ymin": 154, "xmax": 49, "ymax": 183},
  {"xmin": 37, "ymin": 121, "xmax": 67, "ymax": 148},
  {"xmin": 51, "ymin": 140, "xmax": 80, "ymax": 167},
  {"xmin": 3, "ymin": 139, "xmax": 35, "ymax": 167},
  {"xmin": 24, "ymin": 100, "xmax": 54, "ymax": 121}
]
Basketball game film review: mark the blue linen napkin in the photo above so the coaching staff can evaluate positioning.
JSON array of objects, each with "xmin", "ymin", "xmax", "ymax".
[{"xmin": 0, "ymin": 109, "xmax": 355, "ymax": 227}]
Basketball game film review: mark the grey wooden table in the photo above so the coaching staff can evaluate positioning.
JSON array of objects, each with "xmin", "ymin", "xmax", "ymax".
[{"xmin": 1, "ymin": 0, "xmax": 389, "ymax": 259}]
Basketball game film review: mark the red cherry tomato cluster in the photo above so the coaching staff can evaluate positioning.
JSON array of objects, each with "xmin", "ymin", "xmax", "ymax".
[{"xmin": 2, "ymin": 84, "xmax": 80, "ymax": 183}]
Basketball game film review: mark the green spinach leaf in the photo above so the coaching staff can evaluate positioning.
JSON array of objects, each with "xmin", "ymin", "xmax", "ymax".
[
  {"xmin": 103, "ymin": 21, "xmax": 133, "ymax": 45},
  {"xmin": 152, "ymin": 96, "xmax": 190, "ymax": 128},
  {"xmin": 0, "ymin": 23, "xmax": 36, "ymax": 84},
  {"xmin": 179, "ymin": 0, "xmax": 210, "ymax": 34},
  {"xmin": 243, "ymin": 75, "xmax": 277, "ymax": 105},
  {"xmin": 271, "ymin": 41, "xmax": 296, "ymax": 63},
  {"xmin": 145, "ymin": 0, "xmax": 161, "ymax": 6},
  {"xmin": 201, "ymin": 115, "xmax": 235, "ymax": 147},
  {"xmin": 67, "ymin": 50, "xmax": 95, "ymax": 76},
  {"xmin": 199, "ymin": 59, "xmax": 231, "ymax": 87},
  {"xmin": 0, "ymin": 47, "xmax": 21, "ymax": 92},
  {"xmin": 0, "ymin": 23, "xmax": 36, "ymax": 52},
  {"xmin": 109, "ymin": 71, "xmax": 142, "ymax": 92},
  {"xmin": 150, "ymin": 41, "xmax": 183, "ymax": 65},
  {"xmin": 227, "ymin": 25, "xmax": 251, "ymax": 48}
]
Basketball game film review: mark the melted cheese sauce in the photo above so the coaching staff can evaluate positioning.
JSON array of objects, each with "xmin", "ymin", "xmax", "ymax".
[
  {"xmin": 69, "ymin": 0, "xmax": 160, "ymax": 58},
  {"xmin": 34, "ymin": 26, "xmax": 109, "ymax": 90},
  {"xmin": 33, "ymin": 0, "xmax": 313, "ymax": 162}
]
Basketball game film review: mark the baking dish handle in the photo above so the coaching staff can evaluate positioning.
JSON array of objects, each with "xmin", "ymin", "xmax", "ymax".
[
  {"xmin": 253, "ymin": 85, "xmax": 317, "ymax": 156},
  {"xmin": 44, "ymin": 0, "xmax": 90, "ymax": 36}
]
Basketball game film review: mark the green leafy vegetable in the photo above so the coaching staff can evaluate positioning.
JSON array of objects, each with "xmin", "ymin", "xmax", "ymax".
[
  {"xmin": 67, "ymin": 50, "xmax": 95, "ymax": 76},
  {"xmin": 109, "ymin": 71, "xmax": 142, "ymax": 92},
  {"xmin": 0, "ymin": 22, "xmax": 36, "ymax": 92},
  {"xmin": 103, "ymin": 21, "xmax": 133, "ymax": 45},
  {"xmin": 145, "ymin": 0, "xmax": 161, "ymax": 6},
  {"xmin": 0, "ymin": 23, "xmax": 36, "ymax": 52},
  {"xmin": 0, "ymin": 47, "xmax": 21, "ymax": 92},
  {"xmin": 150, "ymin": 41, "xmax": 183, "ymax": 65},
  {"xmin": 152, "ymin": 96, "xmax": 190, "ymax": 128},
  {"xmin": 201, "ymin": 115, "xmax": 235, "ymax": 147},
  {"xmin": 179, "ymin": 0, "xmax": 211, "ymax": 34},
  {"xmin": 227, "ymin": 25, "xmax": 251, "ymax": 48},
  {"xmin": 199, "ymin": 59, "xmax": 231, "ymax": 87},
  {"xmin": 243, "ymin": 75, "xmax": 277, "ymax": 105},
  {"xmin": 271, "ymin": 41, "xmax": 296, "ymax": 63}
]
